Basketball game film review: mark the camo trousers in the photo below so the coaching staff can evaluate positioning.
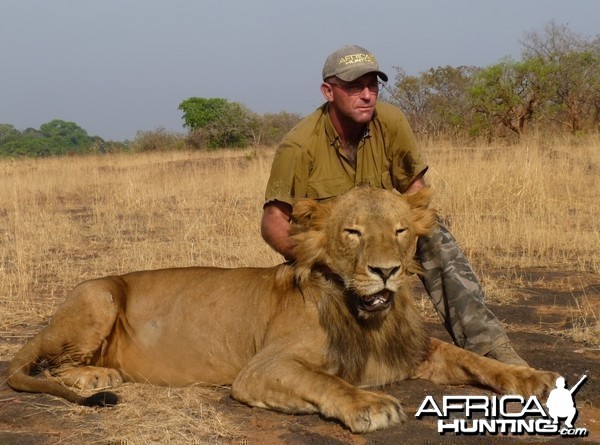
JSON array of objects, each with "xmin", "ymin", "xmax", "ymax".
[{"xmin": 416, "ymin": 221, "xmax": 510, "ymax": 355}]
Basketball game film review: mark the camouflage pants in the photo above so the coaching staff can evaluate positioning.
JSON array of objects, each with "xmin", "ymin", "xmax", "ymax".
[{"xmin": 416, "ymin": 222, "xmax": 510, "ymax": 355}]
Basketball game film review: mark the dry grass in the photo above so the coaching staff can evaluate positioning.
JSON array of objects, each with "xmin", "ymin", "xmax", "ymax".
[
  {"xmin": 0, "ymin": 138, "xmax": 598, "ymax": 442},
  {"xmin": 423, "ymin": 137, "xmax": 598, "ymax": 273}
]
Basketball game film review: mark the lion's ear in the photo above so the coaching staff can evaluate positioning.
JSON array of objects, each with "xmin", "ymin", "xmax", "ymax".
[
  {"xmin": 291, "ymin": 199, "xmax": 330, "ymax": 283},
  {"xmin": 406, "ymin": 187, "xmax": 436, "ymax": 237},
  {"xmin": 291, "ymin": 199, "xmax": 331, "ymax": 232},
  {"xmin": 406, "ymin": 186, "xmax": 432, "ymax": 210},
  {"xmin": 291, "ymin": 199, "xmax": 320, "ymax": 229}
]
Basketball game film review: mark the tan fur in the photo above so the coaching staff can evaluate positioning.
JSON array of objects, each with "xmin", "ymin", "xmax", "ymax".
[{"xmin": 6, "ymin": 186, "xmax": 557, "ymax": 433}]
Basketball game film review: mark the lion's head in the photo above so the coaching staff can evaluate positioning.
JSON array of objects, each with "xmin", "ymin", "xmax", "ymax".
[{"xmin": 290, "ymin": 186, "xmax": 436, "ymax": 319}]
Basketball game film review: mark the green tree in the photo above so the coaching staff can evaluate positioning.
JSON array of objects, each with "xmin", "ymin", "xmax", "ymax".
[
  {"xmin": 178, "ymin": 97, "xmax": 229, "ymax": 131},
  {"xmin": 469, "ymin": 57, "xmax": 547, "ymax": 139},
  {"xmin": 386, "ymin": 66, "xmax": 477, "ymax": 139},
  {"xmin": 256, "ymin": 111, "xmax": 301, "ymax": 146},
  {"xmin": 386, "ymin": 68, "xmax": 431, "ymax": 135},
  {"xmin": 0, "ymin": 120, "xmax": 101, "ymax": 157},
  {"xmin": 0, "ymin": 124, "xmax": 20, "ymax": 143},
  {"xmin": 206, "ymin": 102, "xmax": 258, "ymax": 148},
  {"xmin": 40, "ymin": 119, "xmax": 92, "ymax": 151},
  {"xmin": 179, "ymin": 97, "xmax": 258, "ymax": 149},
  {"xmin": 520, "ymin": 21, "xmax": 600, "ymax": 133},
  {"xmin": 421, "ymin": 66, "xmax": 477, "ymax": 137}
]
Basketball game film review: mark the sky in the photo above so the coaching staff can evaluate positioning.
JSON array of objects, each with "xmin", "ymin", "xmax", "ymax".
[{"xmin": 2, "ymin": 0, "xmax": 599, "ymax": 141}]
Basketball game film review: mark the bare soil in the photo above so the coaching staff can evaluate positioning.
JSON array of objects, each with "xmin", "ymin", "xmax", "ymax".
[{"xmin": 0, "ymin": 268, "xmax": 598, "ymax": 444}]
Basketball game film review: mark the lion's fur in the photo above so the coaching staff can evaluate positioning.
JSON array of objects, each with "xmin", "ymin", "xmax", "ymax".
[
  {"xmin": 316, "ymin": 279, "xmax": 427, "ymax": 384},
  {"xmin": 6, "ymin": 186, "xmax": 557, "ymax": 432}
]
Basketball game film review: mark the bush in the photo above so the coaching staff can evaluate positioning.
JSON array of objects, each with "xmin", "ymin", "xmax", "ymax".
[{"xmin": 130, "ymin": 128, "xmax": 186, "ymax": 152}]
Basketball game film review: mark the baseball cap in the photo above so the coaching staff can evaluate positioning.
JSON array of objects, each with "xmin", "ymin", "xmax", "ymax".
[{"xmin": 322, "ymin": 45, "xmax": 388, "ymax": 82}]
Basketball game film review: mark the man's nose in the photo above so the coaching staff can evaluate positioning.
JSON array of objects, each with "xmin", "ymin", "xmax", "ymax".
[{"xmin": 359, "ymin": 86, "xmax": 373, "ymax": 99}]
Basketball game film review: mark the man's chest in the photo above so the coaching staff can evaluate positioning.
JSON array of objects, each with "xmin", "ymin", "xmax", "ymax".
[{"xmin": 306, "ymin": 141, "xmax": 393, "ymax": 200}]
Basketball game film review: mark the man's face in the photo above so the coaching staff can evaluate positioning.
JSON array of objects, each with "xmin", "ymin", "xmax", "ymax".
[{"xmin": 321, "ymin": 73, "xmax": 381, "ymax": 125}]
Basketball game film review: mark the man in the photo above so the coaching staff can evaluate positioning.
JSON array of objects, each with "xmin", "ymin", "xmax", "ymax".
[{"xmin": 261, "ymin": 44, "xmax": 526, "ymax": 366}]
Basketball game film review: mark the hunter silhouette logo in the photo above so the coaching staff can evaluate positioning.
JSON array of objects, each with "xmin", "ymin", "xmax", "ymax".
[
  {"xmin": 546, "ymin": 375, "xmax": 587, "ymax": 429},
  {"xmin": 416, "ymin": 373, "xmax": 589, "ymax": 437}
]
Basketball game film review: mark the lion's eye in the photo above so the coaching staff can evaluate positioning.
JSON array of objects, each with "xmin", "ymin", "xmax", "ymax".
[
  {"xmin": 344, "ymin": 228, "xmax": 362, "ymax": 237},
  {"xmin": 396, "ymin": 228, "xmax": 407, "ymax": 235}
]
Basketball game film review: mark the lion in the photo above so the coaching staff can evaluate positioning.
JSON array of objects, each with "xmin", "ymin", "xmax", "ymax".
[{"xmin": 7, "ymin": 186, "xmax": 557, "ymax": 433}]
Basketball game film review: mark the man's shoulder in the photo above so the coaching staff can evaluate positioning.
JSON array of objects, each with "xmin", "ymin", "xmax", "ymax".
[
  {"xmin": 374, "ymin": 102, "xmax": 407, "ymax": 121},
  {"xmin": 280, "ymin": 105, "xmax": 327, "ymax": 149}
]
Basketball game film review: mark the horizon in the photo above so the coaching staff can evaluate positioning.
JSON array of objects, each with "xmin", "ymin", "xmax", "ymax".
[{"xmin": 2, "ymin": 0, "xmax": 599, "ymax": 141}]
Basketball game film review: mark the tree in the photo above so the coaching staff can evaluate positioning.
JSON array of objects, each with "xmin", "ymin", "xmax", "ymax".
[
  {"xmin": 256, "ymin": 111, "xmax": 301, "ymax": 146},
  {"xmin": 421, "ymin": 66, "xmax": 477, "ymax": 137},
  {"xmin": 385, "ymin": 66, "xmax": 477, "ymax": 138},
  {"xmin": 0, "ymin": 120, "xmax": 100, "ymax": 157},
  {"xmin": 178, "ymin": 98, "xmax": 229, "ymax": 131},
  {"xmin": 0, "ymin": 124, "xmax": 20, "ymax": 143},
  {"xmin": 178, "ymin": 97, "xmax": 258, "ymax": 149},
  {"xmin": 385, "ymin": 68, "xmax": 431, "ymax": 135},
  {"xmin": 40, "ymin": 120, "xmax": 92, "ymax": 150},
  {"xmin": 205, "ymin": 102, "xmax": 258, "ymax": 148},
  {"xmin": 520, "ymin": 21, "xmax": 600, "ymax": 133},
  {"xmin": 469, "ymin": 57, "xmax": 547, "ymax": 139}
]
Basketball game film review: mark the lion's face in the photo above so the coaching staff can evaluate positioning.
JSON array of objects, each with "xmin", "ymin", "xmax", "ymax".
[{"xmin": 291, "ymin": 186, "xmax": 435, "ymax": 318}]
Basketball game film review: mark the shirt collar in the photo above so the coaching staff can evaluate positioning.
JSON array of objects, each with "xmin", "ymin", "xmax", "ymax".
[{"xmin": 322, "ymin": 103, "xmax": 373, "ymax": 148}]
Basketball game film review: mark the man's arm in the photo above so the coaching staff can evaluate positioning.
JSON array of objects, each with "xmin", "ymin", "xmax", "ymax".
[
  {"xmin": 261, "ymin": 201, "xmax": 296, "ymax": 260},
  {"xmin": 262, "ymin": 175, "xmax": 427, "ymax": 261}
]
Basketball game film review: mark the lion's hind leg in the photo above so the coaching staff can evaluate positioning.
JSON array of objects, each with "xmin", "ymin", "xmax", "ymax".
[
  {"xmin": 43, "ymin": 279, "xmax": 125, "ymax": 385},
  {"xmin": 51, "ymin": 365, "xmax": 123, "ymax": 391},
  {"xmin": 412, "ymin": 337, "xmax": 557, "ymax": 398},
  {"xmin": 232, "ymin": 351, "xmax": 406, "ymax": 433},
  {"xmin": 8, "ymin": 278, "xmax": 124, "ymax": 405}
]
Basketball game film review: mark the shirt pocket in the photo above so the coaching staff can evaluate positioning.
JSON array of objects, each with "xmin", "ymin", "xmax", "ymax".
[
  {"xmin": 356, "ymin": 172, "xmax": 394, "ymax": 190},
  {"xmin": 307, "ymin": 175, "xmax": 353, "ymax": 201}
]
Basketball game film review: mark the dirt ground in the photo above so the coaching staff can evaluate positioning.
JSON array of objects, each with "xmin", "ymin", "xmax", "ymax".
[{"xmin": 0, "ymin": 267, "xmax": 598, "ymax": 444}]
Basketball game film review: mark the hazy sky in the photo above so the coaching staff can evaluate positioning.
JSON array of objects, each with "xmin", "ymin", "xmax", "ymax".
[{"xmin": 2, "ymin": 0, "xmax": 599, "ymax": 141}]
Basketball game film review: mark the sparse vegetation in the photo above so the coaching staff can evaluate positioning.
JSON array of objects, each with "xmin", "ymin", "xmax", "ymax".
[
  {"xmin": 385, "ymin": 21, "xmax": 600, "ymax": 141},
  {"xmin": 0, "ymin": 20, "xmax": 598, "ymax": 442},
  {"xmin": 0, "ymin": 137, "xmax": 597, "ymax": 443}
]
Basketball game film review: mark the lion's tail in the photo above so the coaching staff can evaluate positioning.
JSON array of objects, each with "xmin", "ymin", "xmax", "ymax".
[{"xmin": 6, "ymin": 333, "xmax": 118, "ymax": 407}]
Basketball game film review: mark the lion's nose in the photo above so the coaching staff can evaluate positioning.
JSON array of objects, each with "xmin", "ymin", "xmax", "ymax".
[{"xmin": 368, "ymin": 265, "xmax": 400, "ymax": 282}]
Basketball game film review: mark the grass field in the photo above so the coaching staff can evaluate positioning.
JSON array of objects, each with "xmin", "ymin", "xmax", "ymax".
[{"xmin": 0, "ymin": 138, "xmax": 598, "ymax": 442}]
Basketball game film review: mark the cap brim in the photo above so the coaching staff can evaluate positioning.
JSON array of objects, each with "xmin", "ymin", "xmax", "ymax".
[{"xmin": 335, "ymin": 67, "xmax": 388, "ymax": 83}]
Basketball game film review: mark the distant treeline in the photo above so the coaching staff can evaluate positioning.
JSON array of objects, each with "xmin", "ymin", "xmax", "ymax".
[
  {"xmin": 2, "ymin": 22, "xmax": 597, "ymax": 158},
  {"xmin": 0, "ymin": 120, "xmax": 112, "ymax": 157},
  {"xmin": 385, "ymin": 22, "xmax": 600, "ymax": 141},
  {"xmin": 0, "ymin": 109, "xmax": 302, "ymax": 157}
]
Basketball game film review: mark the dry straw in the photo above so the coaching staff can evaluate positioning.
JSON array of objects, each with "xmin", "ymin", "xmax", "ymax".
[{"xmin": 0, "ymin": 138, "xmax": 597, "ymax": 442}]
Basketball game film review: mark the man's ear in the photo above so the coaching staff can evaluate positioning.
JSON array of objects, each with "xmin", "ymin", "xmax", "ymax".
[{"xmin": 321, "ymin": 82, "xmax": 334, "ymax": 102}]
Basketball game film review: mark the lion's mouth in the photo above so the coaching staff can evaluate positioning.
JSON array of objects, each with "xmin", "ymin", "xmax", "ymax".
[{"xmin": 358, "ymin": 289, "xmax": 394, "ymax": 312}]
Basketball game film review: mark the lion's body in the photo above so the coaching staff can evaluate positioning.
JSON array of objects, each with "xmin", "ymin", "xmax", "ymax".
[
  {"xmin": 72, "ymin": 267, "xmax": 286, "ymax": 386},
  {"xmin": 7, "ymin": 187, "xmax": 557, "ymax": 433}
]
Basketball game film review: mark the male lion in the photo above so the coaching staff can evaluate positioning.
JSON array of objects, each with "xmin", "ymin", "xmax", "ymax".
[{"xmin": 7, "ymin": 186, "xmax": 556, "ymax": 433}]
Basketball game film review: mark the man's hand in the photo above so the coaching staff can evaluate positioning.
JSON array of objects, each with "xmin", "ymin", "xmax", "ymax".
[{"xmin": 261, "ymin": 201, "xmax": 296, "ymax": 260}]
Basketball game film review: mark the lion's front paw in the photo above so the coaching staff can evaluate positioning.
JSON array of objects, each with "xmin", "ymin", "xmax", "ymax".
[
  {"xmin": 522, "ymin": 370, "xmax": 559, "ymax": 399},
  {"xmin": 500, "ymin": 368, "xmax": 558, "ymax": 399},
  {"xmin": 340, "ymin": 390, "xmax": 406, "ymax": 434}
]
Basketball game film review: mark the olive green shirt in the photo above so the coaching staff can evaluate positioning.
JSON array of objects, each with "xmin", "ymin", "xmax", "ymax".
[{"xmin": 264, "ymin": 102, "xmax": 428, "ymax": 206}]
